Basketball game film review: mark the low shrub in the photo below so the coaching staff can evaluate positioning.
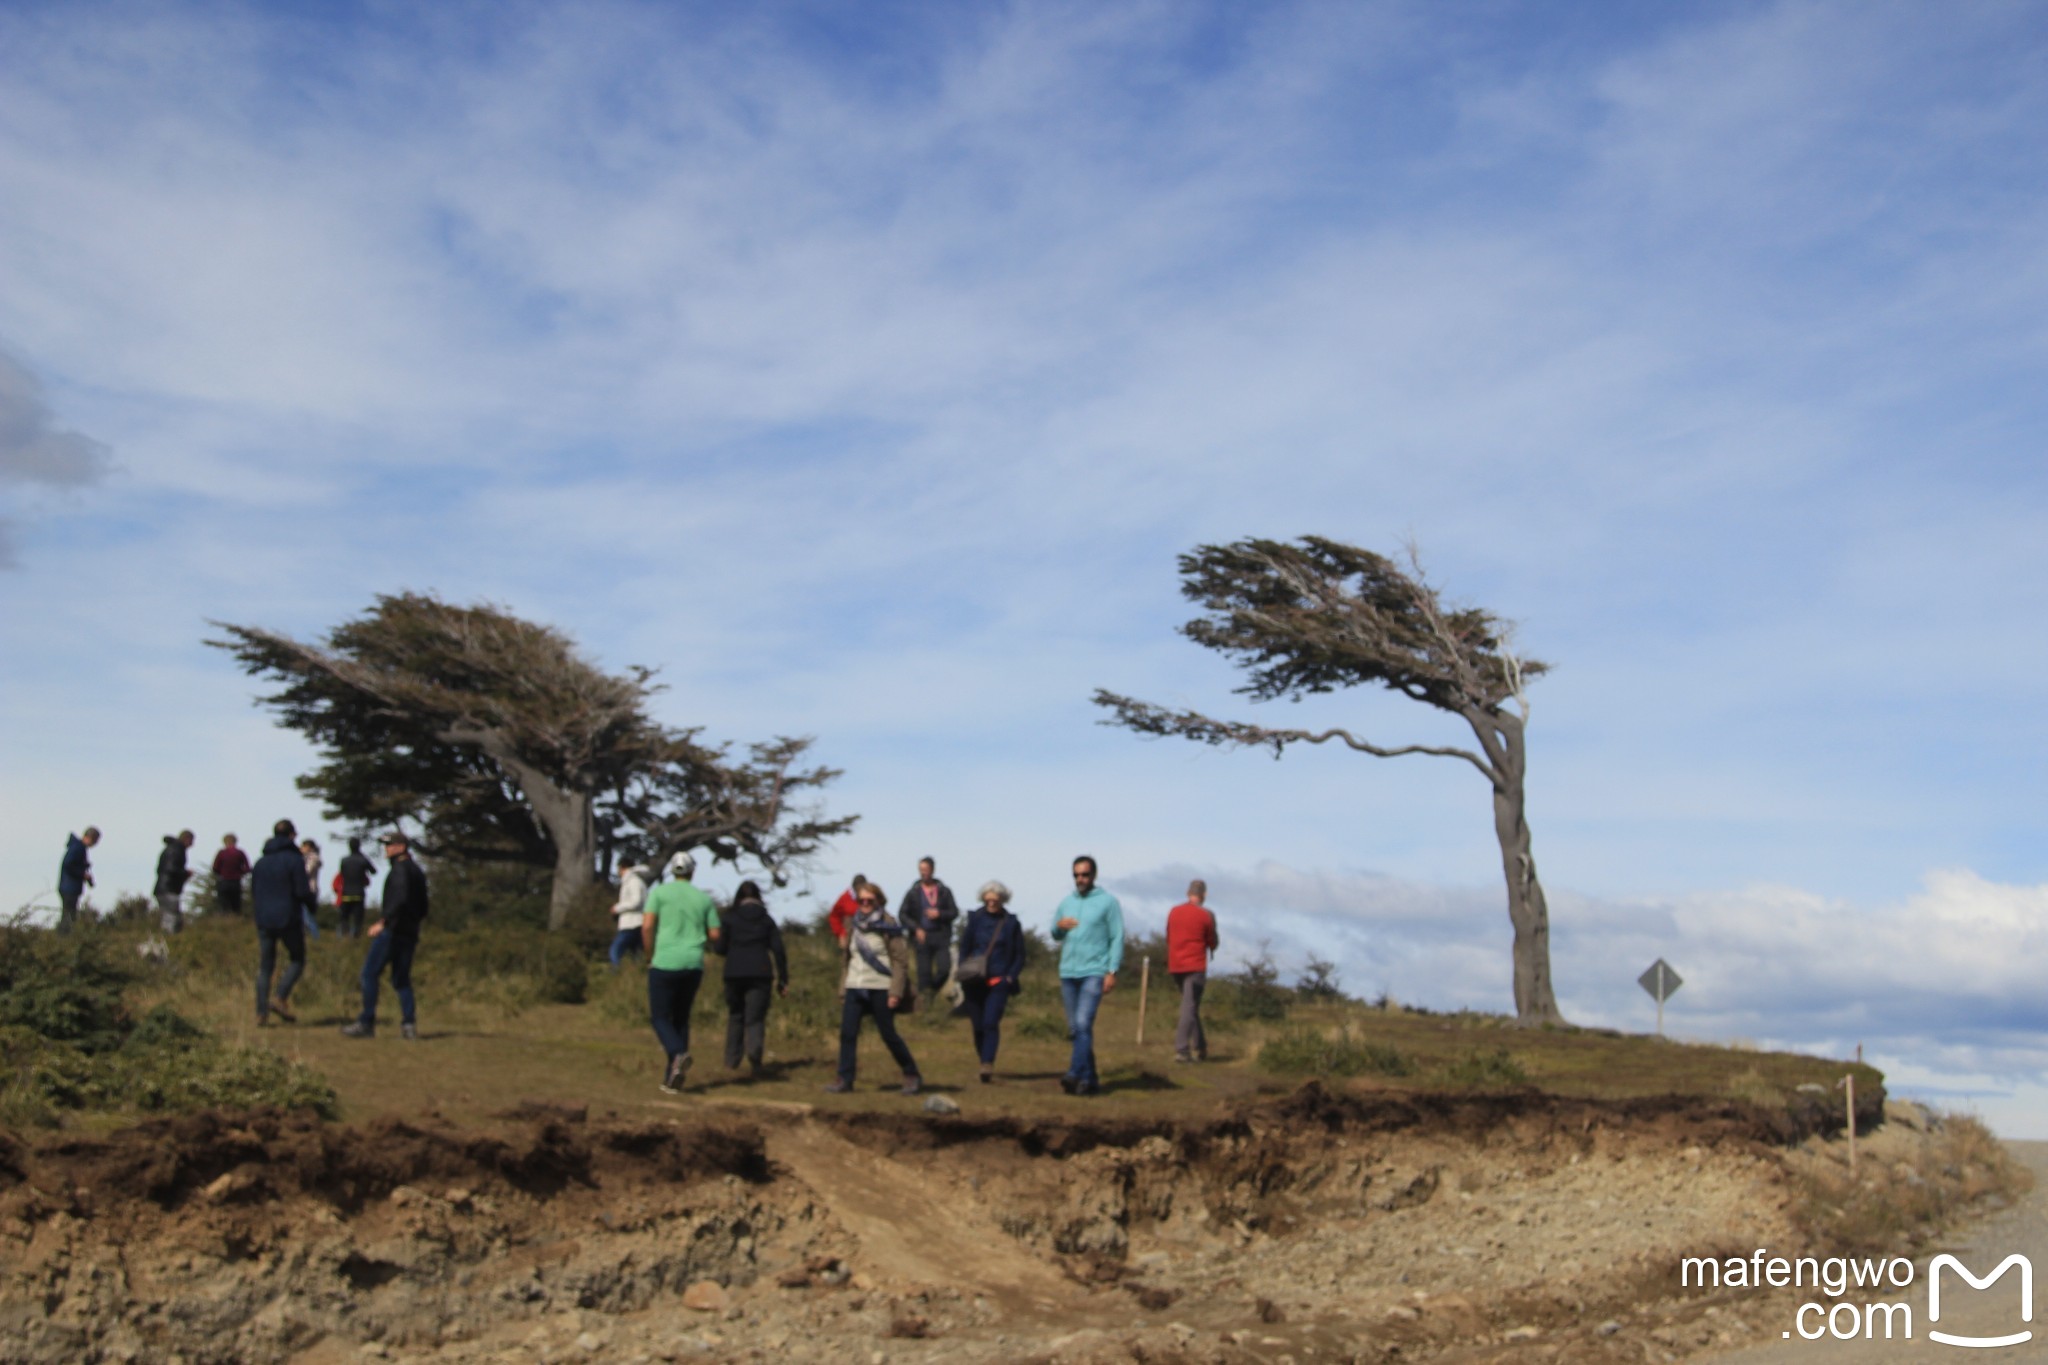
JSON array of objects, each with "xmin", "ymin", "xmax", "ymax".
[
  {"xmin": 1440, "ymin": 1046, "xmax": 1528, "ymax": 1087},
  {"xmin": 0, "ymin": 929, "xmax": 336, "ymax": 1128},
  {"xmin": 1258, "ymin": 1026, "xmax": 1412, "ymax": 1078},
  {"xmin": 1213, "ymin": 960, "xmax": 1291, "ymax": 1022},
  {"xmin": 0, "ymin": 924, "xmax": 135, "ymax": 1052}
]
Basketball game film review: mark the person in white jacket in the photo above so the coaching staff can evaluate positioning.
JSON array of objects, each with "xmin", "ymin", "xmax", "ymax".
[{"xmin": 609, "ymin": 861, "xmax": 654, "ymax": 969}]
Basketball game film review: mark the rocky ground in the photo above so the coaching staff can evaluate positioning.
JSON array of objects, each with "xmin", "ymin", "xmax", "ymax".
[{"xmin": 0, "ymin": 1085, "xmax": 2018, "ymax": 1365}]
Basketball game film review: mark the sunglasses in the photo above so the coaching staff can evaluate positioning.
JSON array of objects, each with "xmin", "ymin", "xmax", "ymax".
[{"xmin": 857, "ymin": 896, "xmax": 883, "ymax": 907}]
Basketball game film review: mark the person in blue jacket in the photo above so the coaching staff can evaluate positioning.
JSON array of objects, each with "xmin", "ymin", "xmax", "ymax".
[
  {"xmin": 250, "ymin": 819, "xmax": 316, "ymax": 1025},
  {"xmin": 1051, "ymin": 854, "xmax": 1123, "ymax": 1097},
  {"xmin": 56, "ymin": 826, "xmax": 99, "ymax": 934},
  {"xmin": 957, "ymin": 880, "xmax": 1027, "ymax": 1083}
]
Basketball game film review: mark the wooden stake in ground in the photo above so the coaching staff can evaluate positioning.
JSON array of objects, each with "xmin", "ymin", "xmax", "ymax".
[
  {"xmin": 1844, "ymin": 1073, "xmax": 1858, "ymax": 1174},
  {"xmin": 1136, "ymin": 957, "xmax": 1151, "ymax": 1045}
]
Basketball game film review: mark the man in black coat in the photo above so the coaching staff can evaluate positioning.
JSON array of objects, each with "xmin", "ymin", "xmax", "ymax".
[
  {"xmin": 897, "ymin": 856, "xmax": 961, "ymax": 996},
  {"xmin": 154, "ymin": 830, "xmax": 195, "ymax": 934},
  {"xmin": 251, "ymin": 820, "xmax": 315, "ymax": 1025},
  {"xmin": 343, "ymin": 832, "xmax": 428, "ymax": 1040},
  {"xmin": 335, "ymin": 836, "xmax": 378, "ymax": 938}
]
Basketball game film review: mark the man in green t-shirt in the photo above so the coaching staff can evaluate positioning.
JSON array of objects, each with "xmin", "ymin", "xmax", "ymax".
[{"xmin": 640, "ymin": 852, "xmax": 722, "ymax": 1093}]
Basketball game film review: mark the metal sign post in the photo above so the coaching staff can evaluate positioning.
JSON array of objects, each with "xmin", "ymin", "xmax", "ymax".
[{"xmin": 1638, "ymin": 959, "xmax": 1683, "ymax": 1035}]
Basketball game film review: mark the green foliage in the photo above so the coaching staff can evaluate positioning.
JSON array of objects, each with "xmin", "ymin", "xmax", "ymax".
[
  {"xmin": 557, "ymin": 883, "xmax": 619, "ymax": 959},
  {"xmin": 0, "ymin": 928, "xmax": 336, "ymax": 1129},
  {"xmin": 1439, "ymin": 1046, "xmax": 1528, "ymax": 1087},
  {"xmin": 1295, "ymin": 955, "xmax": 1345, "ymax": 1002},
  {"xmin": 424, "ymin": 854, "xmax": 552, "ymax": 932},
  {"xmin": 1217, "ymin": 947, "xmax": 1291, "ymax": 1022},
  {"xmin": 406, "ymin": 923, "xmax": 595, "ymax": 1005},
  {"xmin": 1258, "ymin": 1026, "xmax": 1412, "ymax": 1078},
  {"xmin": 0, "ymin": 925, "xmax": 135, "ymax": 1052},
  {"xmin": 184, "ymin": 869, "xmax": 228, "ymax": 918},
  {"xmin": 108, "ymin": 893, "xmax": 156, "ymax": 927}
]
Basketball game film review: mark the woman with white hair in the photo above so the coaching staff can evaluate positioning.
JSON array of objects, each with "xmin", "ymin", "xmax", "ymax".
[{"xmin": 955, "ymin": 880, "xmax": 1027, "ymax": 1083}]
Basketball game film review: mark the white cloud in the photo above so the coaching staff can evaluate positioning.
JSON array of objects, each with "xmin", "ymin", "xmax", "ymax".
[{"xmin": 2, "ymin": 3, "xmax": 2046, "ymax": 1133}]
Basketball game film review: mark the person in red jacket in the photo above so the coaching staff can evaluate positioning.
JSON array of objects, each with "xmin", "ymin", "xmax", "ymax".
[
  {"xmin": 1165, "ymin": 878, "xmax": 1219, "ymax": 1063},
  {"xmin": 827, "ymin": 874, "xmax": 870, "ymax": 943}
]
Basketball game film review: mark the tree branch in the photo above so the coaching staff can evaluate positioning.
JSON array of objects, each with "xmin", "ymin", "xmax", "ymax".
[{"xmin": 1094, "ymin": 691, "xmax": 1497, "ymax": 781}]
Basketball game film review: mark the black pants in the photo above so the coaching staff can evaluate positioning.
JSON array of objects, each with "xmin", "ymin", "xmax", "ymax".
[
  {"xmin": 961, "ymin": 980, "xmax": 1014, "ymax": 1065},
  {"xmin": 257, "ymin": 922, "xmax": 306, "ymax": 1020},
  {"xmin": 648, "ymin": 967, "xmax": 703, "ymax": 1061},
  {"xmin": 915, "ymin": 934, "xmax": 953, "ymax": 995},
  {"xmin": 838, "ymin": 988, "xmax": 918, "ymax": 1084},
  {"xmin": 338, "ymin": 897, "xmax": 366, "ymax": 937},
  {"xmin": 218, "ymin": 880, "xmax": 244, "ymax": 914},
  {"xmin": 724, "ymin": 977, "xmax": 774, "ymax": 1069}
]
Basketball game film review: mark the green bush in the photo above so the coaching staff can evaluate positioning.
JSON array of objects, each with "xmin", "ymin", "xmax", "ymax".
[
  {"xmin": 1440, "ymin": 1046, "xmax": 1528, "ymax": 1087},
  {"xmin": 1258, "ymin": 1026, "xmax": 1412, "ymax": 1078},
  {"xmin": 1216, "ymin": 948, "xmax": 1291, "ymax": 1022},
  {"xmin": 0, "ymin": 929, "xmax": 336, "ymax": 1129},
  {"xmin": 0, "ymin": 925, "xmax": 135, "ymax": 1052}
]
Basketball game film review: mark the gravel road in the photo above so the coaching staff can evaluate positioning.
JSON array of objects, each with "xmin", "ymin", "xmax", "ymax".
[{"xmin": 1703, "ymin": 1140, "xmax": 2048, "ymax": 1363}]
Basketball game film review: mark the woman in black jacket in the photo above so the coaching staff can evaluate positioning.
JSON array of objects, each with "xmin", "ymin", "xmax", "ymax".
[
  {"xmin": 956, "ymin": 880, "xmax": 1027, "ymax": 1083},
  {"xmin": 720, "ymin": 881, "xmax": 789, "ymax": 1078}
]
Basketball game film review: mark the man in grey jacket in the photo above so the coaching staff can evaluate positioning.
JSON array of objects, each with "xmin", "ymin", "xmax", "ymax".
[{"xmin": 897, "ymin": 856, "xmax": 961, "ymax": 996}]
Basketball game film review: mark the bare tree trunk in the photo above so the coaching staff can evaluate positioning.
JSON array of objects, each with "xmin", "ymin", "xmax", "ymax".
[
  {"xmin": 1480, "ymin": 716, "xmax": 1564, "ymax": 1025},
  {"xmin": 447, "ymin": 726, "xmax": 596, "ymax": 931}
]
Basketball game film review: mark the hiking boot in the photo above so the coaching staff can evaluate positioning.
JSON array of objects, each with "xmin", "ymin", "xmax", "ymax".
[
  {"xmin": 271, "ymin": 998, "xmax": 296, "ymax": 1023},
  {"xmin": 900, "ymin": 1074, "xmax": 923, "ymax": 1096},
  {"xmin": 340, "ymin": 1021, "xmax": 373, "ymax": 1039},
  {"xmin": 1074, "ymin": 1081, "xmax": 1101, "ymax": 1097},
  {"xmin": 1059, "ymin": 1074, "xmax": 1078, "ymax": 1095},
  {"xmin": 661, "ymin": 1055, "xmax": 687, "ymax": 1094},
  {"xmin": 822, "ymin": 1078, "xmax": 853, "ymax": 1094},
  {"xmin": 1173, "ymin": 1052, "xmax": 1194, "ymax": 1064},
  {"xmin": 255, "ymin": 1012, "xmax": 271, "ymax": 1027},
  {"xmin": 979, "ymin": 1064, "xmax": 994, "ymax": 1085},
  {"xmin": 400, "ymin": 1022, "xmax": 418, "ymax": 1041}
]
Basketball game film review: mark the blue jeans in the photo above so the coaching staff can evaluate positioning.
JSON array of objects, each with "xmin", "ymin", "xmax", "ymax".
[
  {"xmin": 1060, "ymin": 975, "xmax": 1105, "ymax": 1088},
  {"xmin": 961, "ymin": 980, "xmax": 1014, "ymax": 1065},
  {"xmin": 257, "ymin": 921, "xmax": 306, "ymax": 1020},
  {"xmin": 358, "ymin": 932, "xmax": 418, "ymax": 1028},
  {"xmin": 837, "ymin": 988, "xmax": 918, "ymax": 1083},
  {"xmin": 648, "ymin": 967, "xmax": 703, "ymax": 1061},
  {"xmin": 608, "ymin": 927, "xmax": 643, "ymax": 969}
]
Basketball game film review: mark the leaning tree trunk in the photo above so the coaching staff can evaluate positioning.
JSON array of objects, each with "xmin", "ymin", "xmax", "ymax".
[
  {"xmin": 447, "ymin": 727, "xmax": 596, "ymax": 931},
  {"xmin": 1477, "ymin": 713, "xmax": 1564, "ymax": 1025}
]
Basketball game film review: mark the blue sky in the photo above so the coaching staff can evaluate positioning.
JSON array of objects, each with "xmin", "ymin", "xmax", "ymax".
[{"xmin": 4, "ymin": 2, "xmax": 2047, "ymax": 1129}]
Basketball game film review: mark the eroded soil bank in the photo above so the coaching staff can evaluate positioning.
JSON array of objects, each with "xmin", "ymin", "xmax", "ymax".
[{"xmin": 0, "ymin": 1083, "xmax": 2009, "ymax": 1364}]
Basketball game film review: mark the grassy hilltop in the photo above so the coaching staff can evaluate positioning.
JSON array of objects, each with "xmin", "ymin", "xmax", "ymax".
[{"xmin": 3, "ymin": 903, "xmax": 1880, "ymax": 1133}]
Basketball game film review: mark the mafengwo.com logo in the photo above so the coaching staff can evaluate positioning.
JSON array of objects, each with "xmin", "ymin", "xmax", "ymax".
[{"xmin": 1679, "ymin": 1249, "xmax": 2032, "ymax": 1347}]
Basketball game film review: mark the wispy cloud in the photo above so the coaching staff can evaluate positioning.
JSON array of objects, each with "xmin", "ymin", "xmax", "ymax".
[
  {"xmin": 0, "ymin": 350, "xmax": 111, "ymax": 566},
  {"xmin": 2, "ymin": 2, "xmax": 2045, "ymax": 1125}
]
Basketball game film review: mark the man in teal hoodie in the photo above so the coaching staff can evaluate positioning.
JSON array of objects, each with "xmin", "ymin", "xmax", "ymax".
[{"xmin": 1051, "ymin": 854, "xmax": 1123, "ymax": 1096}]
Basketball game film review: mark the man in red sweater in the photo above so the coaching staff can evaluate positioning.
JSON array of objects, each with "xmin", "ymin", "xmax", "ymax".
[
  {"xmin": 827, "ymin": 874, "xmax": 870, "ymax": 943},
  {"xmin": 1165, "ymin": 879, "xmax": 1220, "ymax": 1062}
]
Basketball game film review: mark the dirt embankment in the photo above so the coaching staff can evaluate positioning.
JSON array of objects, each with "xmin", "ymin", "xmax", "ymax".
[{"xmin": 0, "ymin": 1081, "xmax": 1998, "ymax": 1365}]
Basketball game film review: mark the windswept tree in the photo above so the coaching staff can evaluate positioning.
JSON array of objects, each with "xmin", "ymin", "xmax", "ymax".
[
  {"xmin": 210, "ymin": 593, "xmax": 854, "ymax": 930},
  {"xmin": 1094, "ymin": 536, "xmax": 1563, "ymax": 1025}
]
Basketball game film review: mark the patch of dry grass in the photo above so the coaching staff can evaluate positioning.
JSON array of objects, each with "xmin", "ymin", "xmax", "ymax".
[{"xmin": 1786, "ymin": 1108, "xmax": 2032, "ymax": 1254}]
